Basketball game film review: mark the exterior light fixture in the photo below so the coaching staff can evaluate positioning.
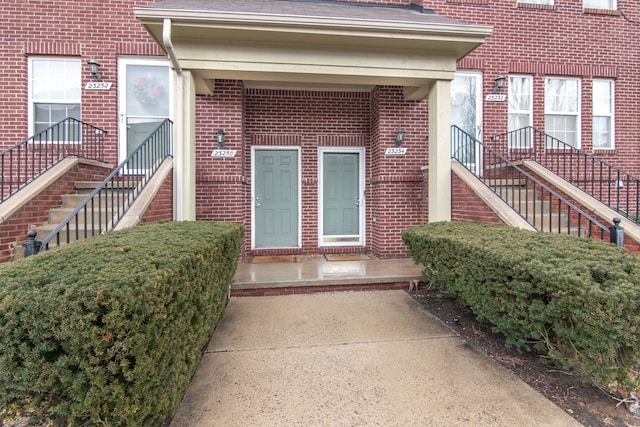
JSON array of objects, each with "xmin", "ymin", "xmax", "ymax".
[
  {"xmin": 395, "ymin": 129, "xmax": 405, "ymax": 147},
  {"xmin": 616, "ymin": 179, "xmax": 624, "ymax": 189},
  {"xmin": 87, "ymin": 59, "xmax": 102, "ymax": 80},
  {"xmin": 216, "ymin": 129, "xmax": 226, "ymax": 148},
  {"xmin": 493, "ymin": 75, "xmax": 506, "ymax": 93}
]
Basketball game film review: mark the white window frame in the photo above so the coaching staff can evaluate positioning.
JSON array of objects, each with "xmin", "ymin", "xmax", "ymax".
[
  {"xmin": 592, "ymin": 79, "xmax": 615, "ymax": 150},
  {"xmin": 517, "ymin": 0, "xmax": 553, "ymax": 5},
  {"xmin": 508, "ymin": 75, "xmax": 533, "ymax": 148},
  {"xmin": 583, "ymin": 0, "xmax": 616, "ymax": 10},
  {"xmin": 28, "ymin": 57, "xmax": 81, "ymax": 139},
  {"xmin": 544, "ymin": 77, "xmax": 581, "ymax": 149}
]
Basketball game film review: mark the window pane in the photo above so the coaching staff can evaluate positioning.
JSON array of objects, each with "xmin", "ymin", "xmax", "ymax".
[
  {"xmin": 593, "ymin": 80, "xmax": 612, "ymax": 115},
  {"xmin": 592, "ymin": 117, "xmax": 611, "ymax": 148},
  {"xmin": 545, "ymin": 115, "xmax": 578, "ymax": 147},
  {"xmin": 584, "ymin": 0, "xmax": 615, "ymax": 9},
  {"xmin": 126, "ymin": 65, "xmax": 170, "ymax": 117},
  {"xmin": 34, "ymin": 103, "xmax": 81, "ymax": 130},
  {"xmin": 30, "ymin": 58, "xmax": 81, "ymax": 102},
  {"xmin": 509, "ymin": 114, "xmax": 531, "ymax": 131},
  {"xmin": 509, "ymin": 76, "xmax": 531, "ymax": 111},
  {"xmin": 545, "ymin": 78, "xmax": 579, "ymax": 113}
]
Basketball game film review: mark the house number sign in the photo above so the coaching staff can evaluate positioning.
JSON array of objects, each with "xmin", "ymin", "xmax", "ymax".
[
  {"xmin": 85, "ymin": 82, "xmax": 112, "ymax": 90},
  {"xmin": 385, "ymin": 147, "xmax": 408, "ymax": 155},
  {"xmin": 211, "ymin": 149, "xmax": 237, "ymax": 158},
  {"xmin": 485, "ymin": 94, "xmax": 506, "ymax": 102}
]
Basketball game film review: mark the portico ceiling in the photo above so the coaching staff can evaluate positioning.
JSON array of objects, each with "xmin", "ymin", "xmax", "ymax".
[{"xmin": 135, "ymin": 0, "xmax": 492, "ymax": 100}]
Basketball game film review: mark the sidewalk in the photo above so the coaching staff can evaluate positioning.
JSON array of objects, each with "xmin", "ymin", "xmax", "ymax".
[{"xmin": 169, "ymin": 290, "xmax": 582, "ymax": 426}]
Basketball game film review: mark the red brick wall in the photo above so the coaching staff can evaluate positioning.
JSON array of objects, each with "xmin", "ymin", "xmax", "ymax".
[
  {"xmin": 0, "ymin": 162, "xmax": 111, "ymax": 263},
  {"xmin": 194, "ymin": 79, "xmax": 247, "ymax": 254},
  {"xmin": 3, "ymin": 0, "xmax": 639, "ymax": 259},
  {"xmin": 430, "ymin": 0, "xmax": 640, "ymax": 176},
  {"xmin": 450, "ymin": 173, "xmax": 506, "ymax": 225},
  {"xmin": 370, "ymin": 86, "xmax": 429, "ymax": 257},
  {"xmin": 0, "ymin": 0, "xmax": 164, "ymax": 164},
  {"xmin": 244, "ymin": 88, "xmax": 374, "ymax": 255},
  {"xmin": 140, "ymin": 173, "xmax": 174, "ymax": 225}
]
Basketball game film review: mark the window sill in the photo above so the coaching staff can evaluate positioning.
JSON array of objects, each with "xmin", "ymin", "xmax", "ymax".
[
  {"xmin": 446, "ymin": 0, "xmax": 489, "ymax": 5},
  {"xmin": 593, "ymin": 148, "xmax": 617, "ymax": 155},
  {"xmin": 583, "ymin": 8, "xmax": 619, "ymax": 16},
  {"xmin": 516, "ymin": 2, "xmax": 557, "ymax": 11}
]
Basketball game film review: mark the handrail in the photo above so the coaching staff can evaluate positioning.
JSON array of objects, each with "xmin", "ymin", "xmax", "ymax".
[
  {"xmin": 495, "ymin": 126, "xmax": 640, "ymax": 224},
  {"xmin": 452, "ymin": 125, "xmax": 609, "ymax": 240},
  {"xmin": 0, "ymin": 118, "xmax": 106, "ymax": 203},
  {"xmin": 40, "ymin": 119, "xmax": 173, "ymax": 250}
]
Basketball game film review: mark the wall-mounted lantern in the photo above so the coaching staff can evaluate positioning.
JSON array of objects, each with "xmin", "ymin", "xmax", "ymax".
[
  {"xmin": 216, "ymin": 129, "xmax": 226, "ymax": 149},
  {"xmin": 395, "ymin": 129, "xmax": 405, "ymax": 147},
  {"xmin": 493, "ymin": 75, "xmax": 506, "ymax": 93},
  {"xmin": 87, "ymin": 59, "xmax": 102, "ymax": 80}
]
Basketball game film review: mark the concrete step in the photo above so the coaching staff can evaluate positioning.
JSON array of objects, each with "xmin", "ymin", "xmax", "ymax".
[
  {"xmin": 48, "ymin": 206, "xmax": 120, "ymax": 224},
  {"xmin": 33, "ymin": 223, "xmax": 104, "ymax": 246},
  {"xmin": 75, "ymin": 180, "xmax": 139, "ymax": 195},
  {"xmin": 61, "ymin": 192, "xmax": 130, "ymax": 209}
]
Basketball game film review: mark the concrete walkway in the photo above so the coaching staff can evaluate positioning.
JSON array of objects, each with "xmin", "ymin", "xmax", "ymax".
[{"xmin": 170, "ymin": 291, "xmax": 581, "ymax": 426}]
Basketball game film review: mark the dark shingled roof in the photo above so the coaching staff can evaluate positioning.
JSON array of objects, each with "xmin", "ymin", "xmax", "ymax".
[{"xmin": 138, "ymin": 0, "xmax": 470, "ymax": 27}]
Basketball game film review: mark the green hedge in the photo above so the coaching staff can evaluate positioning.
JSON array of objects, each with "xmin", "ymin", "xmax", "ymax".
[
  {"xmin": 0, "ymin": 221, "xmax": 244, "ymax": 426},
  {"xmin": 403, "ymin": 221, "xmax": 640, "ymax": 393}
]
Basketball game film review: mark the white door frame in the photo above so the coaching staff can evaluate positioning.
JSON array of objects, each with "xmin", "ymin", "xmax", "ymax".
[
  {"xmin": 251, "ymin": 146, "xmax": 302, "ymax": 249},
  {"xmin": 451, "ymin": 70, "xmax": 483, "ymax": 174},
  {"xmin": 117, "ymin": 57, "xmax": 172, "ymax": 166},
  {"xmin": 318, "ymin": 147, "xmax": 366, "ymax": 247}
]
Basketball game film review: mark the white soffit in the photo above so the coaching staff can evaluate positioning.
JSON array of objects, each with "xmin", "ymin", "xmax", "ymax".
[{"xmin": 135, "ymin": 1, "xmax": 492, "ymax": 99}]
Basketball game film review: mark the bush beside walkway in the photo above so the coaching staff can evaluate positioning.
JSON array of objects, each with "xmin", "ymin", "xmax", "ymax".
[
  {"xmin": 0, "ymin": 221, "xmax": 244, "ymax": 426},
  {"xmin": 403, "ymin": 222, "xmax": 640, "ymax": 408}
]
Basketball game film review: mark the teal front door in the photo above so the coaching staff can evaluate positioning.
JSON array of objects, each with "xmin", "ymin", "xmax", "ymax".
[
  {"xmin": 254, "ymin": 149, "xmax": 299, "ymax": 248},
  {"xmin": 321, "ymin": 150, "xmax": 364, "ymax": 245}
]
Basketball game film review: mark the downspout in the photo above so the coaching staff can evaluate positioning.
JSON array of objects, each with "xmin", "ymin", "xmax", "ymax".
[
  {"xmin": 163, "ymin": 18, "xmax": 182, "ymax": 75},
  {"xmin": 163, "ymin": 18, "xmax": 184, "ymax": 220}
]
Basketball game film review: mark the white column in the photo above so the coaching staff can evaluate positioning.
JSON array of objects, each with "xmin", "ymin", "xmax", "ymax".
[
  {"xmin": 428, "ymin": 79, "xmax": 452, "ymax": 222},
  {"xmin": 173, "ymin": 70, "xmax": 196, "ymax": 221}
]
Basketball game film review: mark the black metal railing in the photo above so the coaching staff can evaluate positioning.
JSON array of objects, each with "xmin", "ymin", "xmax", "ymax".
[
  {"xmin": 40, "ymin": 119, "xmax": 173, "ymax": 250},
  {"xmin": 452, "ymin": 125, "xmax": 609, "ymax": 240},
  {"xmin": 495, "ymin": 127, "xmax": 640, "ymax": 224},
  {"xmin": 0, "ymin": 118, "xmax": 106, "ymax": 203}
]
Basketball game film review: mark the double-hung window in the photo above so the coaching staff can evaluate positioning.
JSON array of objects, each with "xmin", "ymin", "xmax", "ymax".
[
  {"xmin": 508, "ymin": 75, "xmax": 533, "ymax": 148},
  {"xmin": 592, "ymin": 79, "xmax": 615, "ymax": 149},
  {"xmin": 545, "ymin": 77, "xmax": 581, "ymax": 148},
  {"xmin": 28, "ymin": 57, "xmax": 81, "ymax": 136},
  {"xmin": 583, "ymin": 0, "xmax": 616, "ymax": 10}
]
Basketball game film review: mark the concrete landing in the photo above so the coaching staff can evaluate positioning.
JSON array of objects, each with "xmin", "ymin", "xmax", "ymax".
[{"xmin": 170, "ymin": 291, "xmax": 581, "ymax": 426}]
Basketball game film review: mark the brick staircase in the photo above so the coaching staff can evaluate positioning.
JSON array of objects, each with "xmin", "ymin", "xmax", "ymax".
[
  {"xmin": 489, "ymin": 177, "xmax": 588, "ymax": 237},
  {"xmin": 16, "ymin": 181, "xmax": 132, "ymax": 258}
]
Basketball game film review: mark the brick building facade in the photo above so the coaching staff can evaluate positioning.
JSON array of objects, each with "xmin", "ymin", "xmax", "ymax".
[{"xmin": 0, "ymin": 0, "xmax": 637, "ymax": 259}]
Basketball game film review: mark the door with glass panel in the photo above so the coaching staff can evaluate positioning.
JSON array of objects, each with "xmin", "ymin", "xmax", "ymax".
[
  {"xmin": 508, "ymin": 75, "xmax": 533, "ymax": 149},
  {"xmin": 118, "ymin": 58, "xmax": 171, "ymax": 168},
  {"xmin": 450, "ymin": 71, "xmax": 483, "ymax": 173}
]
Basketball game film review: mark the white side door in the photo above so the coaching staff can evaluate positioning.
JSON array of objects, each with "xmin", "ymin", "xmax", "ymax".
[
  {"xmin": 118, "ymin": 58, "xmax": 171, "ymax": 166},
  {"xmin": 451, "ymin": 71, "xmax": 483, "ymax": 173}
]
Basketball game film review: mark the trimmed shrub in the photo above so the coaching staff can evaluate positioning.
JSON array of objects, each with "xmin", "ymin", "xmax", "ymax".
[
  {"xmin": 0, "ymin": 221, "xmax": 244, "ymax": 426},
  {"xmin": 403, "ymin": 222, "xmax": 640, "ymax": 393}
]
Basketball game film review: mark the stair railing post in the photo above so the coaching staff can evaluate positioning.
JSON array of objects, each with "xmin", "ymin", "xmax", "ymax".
[
  {"xmin": 609, "ymin": 217, "xmax": 624, "ymax": 247},
  {"xmin": 22, "ymin": 229, "xmax": 42, "ymax": 257}
]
